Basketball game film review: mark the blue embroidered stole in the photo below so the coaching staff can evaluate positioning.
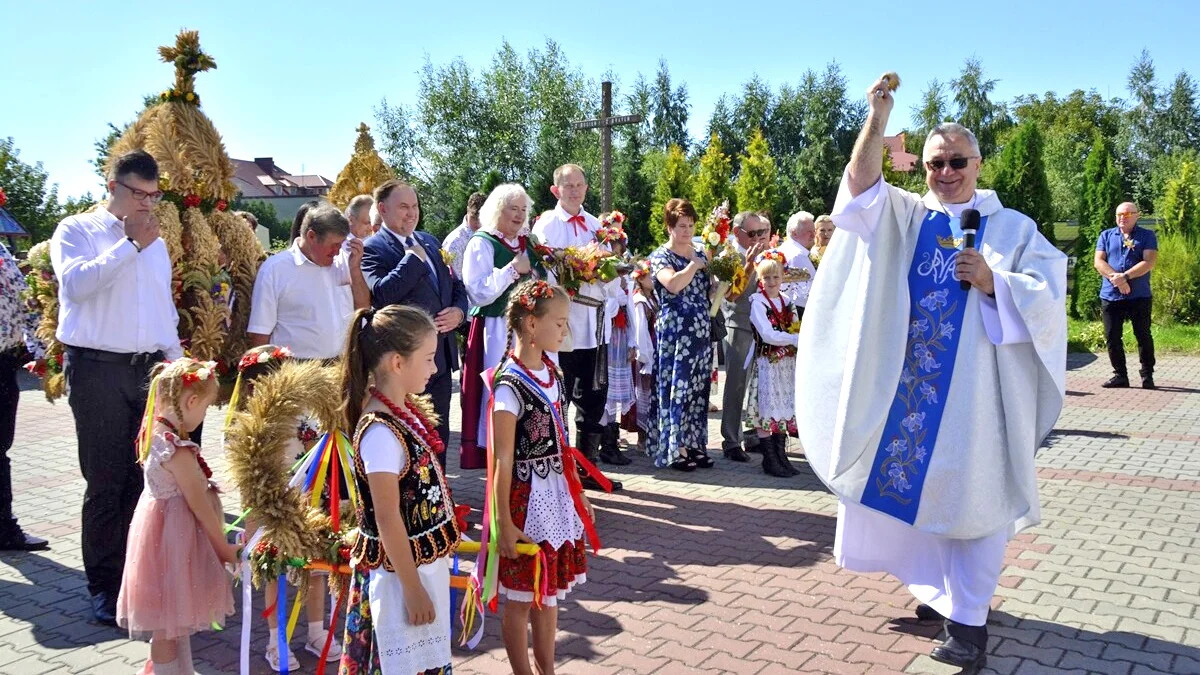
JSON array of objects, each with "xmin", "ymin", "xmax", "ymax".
[{"xmin": 858, "ymin": 209, "xmax": 989, "ymax": 524}]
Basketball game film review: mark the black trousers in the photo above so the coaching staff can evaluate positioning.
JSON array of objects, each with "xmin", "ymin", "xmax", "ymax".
[
  {"xmin": 64, "ymin": 347, "xmax": 163, "ymax": 597},
  {"xmin": 0, "ymin": 348, "xmax": 21, "ymax": 531},
  {"xmin": 1101, "ymin": 297, "xmax": 1155, "ymax": 378},
  {"xmin": 425, "ymin": 368, "xmax": 452, "ymax": 470},
  {"xmin": 558, "ymin": 348, "xmax": 605, "ymax": 443}
]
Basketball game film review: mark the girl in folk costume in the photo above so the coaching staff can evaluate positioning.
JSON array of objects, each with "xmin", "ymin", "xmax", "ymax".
[
  {"xmin": 628, "ymin": 261, "xmax": 658, "ymax": 455},
  {"xmin": 746, "ymin": 252, "xmax": 803, "ymax": 478},
  {"xmin": 118, "ymin": 359, "xmax": 237, "ymax": 675},
  {"xmin": 460, "ymin": 184, "xmax": 545, "ymax": 471},
  {"xmin": 596, "ymin": 211, "xmax": 635, "ymax": 466},
  {"xmin": 224, "ymin": 344, "xmax": 342, "ymax": 671},
  {"xmin": 467, "ymin": 280, "xmax": 609, "ymax": 675},
  {"xmin": 339, "ymin": 305, "xmax": 461, "ymax": 675}
]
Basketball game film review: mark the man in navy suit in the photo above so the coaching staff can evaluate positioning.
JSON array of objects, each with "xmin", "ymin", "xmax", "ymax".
[{"xmin": 363, "ymin": 180, "xmax": 468, "ymax": 467}]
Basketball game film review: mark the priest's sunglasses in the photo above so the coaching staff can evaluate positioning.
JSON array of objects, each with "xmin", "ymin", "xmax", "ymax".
[
  {"xmin": 115, "ymin": 180, "xmax": 165, "ymax": 203},
  {"xmin": 924, "ymin": 156, "xmax": 978, "ymax": 172}
]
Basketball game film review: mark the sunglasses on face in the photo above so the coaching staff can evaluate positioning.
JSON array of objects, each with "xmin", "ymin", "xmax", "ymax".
[
  {"xmin": 924, "ymin": 156, "xmax": 978, "ymax": 171},
  {"xmin": 744, "ymin": 229, "xmax": 770, "ymax": 238}
]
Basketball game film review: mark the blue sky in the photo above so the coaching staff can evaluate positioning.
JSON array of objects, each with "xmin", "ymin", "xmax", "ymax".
[{"xmin": 2, "ymin": 0, "xmax": 1196, "ymax": 200}]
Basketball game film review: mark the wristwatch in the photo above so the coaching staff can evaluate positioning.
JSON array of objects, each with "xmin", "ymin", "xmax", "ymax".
[{"xmin": 126, "ymin": 236, "xmax": 143, "ymax": 253}]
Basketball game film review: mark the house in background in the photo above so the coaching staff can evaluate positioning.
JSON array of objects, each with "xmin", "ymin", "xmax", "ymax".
[
  {"xmin": 231, "ymin": 157, "xmax": 333, "ymax": 223},
  {"xmin": 883, "ymin": 133, "xmax": 919, "ymax": 172},
  {"xmin": 0, "ymin": 207, "xmax": 30, "ymax": 254}
]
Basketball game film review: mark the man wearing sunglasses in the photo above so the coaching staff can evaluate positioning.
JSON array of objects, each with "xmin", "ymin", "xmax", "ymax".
[
  {"xmin": 1093, "ymin": 202, "xmax": 1157, "ymax": 389},
  {"xmin": 50, "ymin": 149, "xmax": 182, "ymax": 626},
  {"xmin": 795, "ymin": 74, "xmax": 1067, "ymax": 670},
  {"xmin": 719, "ymin": 212, "xmax": 769, "ymax": 464}
]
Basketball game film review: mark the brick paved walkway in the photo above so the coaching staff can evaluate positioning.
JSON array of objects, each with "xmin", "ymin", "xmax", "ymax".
[{"xmin": 2, "ymin": 353, "xmax": 1198, "ymax": 674}]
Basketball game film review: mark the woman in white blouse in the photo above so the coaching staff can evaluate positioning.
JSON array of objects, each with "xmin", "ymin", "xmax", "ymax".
[{"xmin": 457, "ymin": 184, "xmax": 543, "ymax": 469}]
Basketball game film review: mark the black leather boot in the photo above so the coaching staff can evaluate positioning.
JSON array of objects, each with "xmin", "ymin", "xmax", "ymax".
[
  {"xmin": 761, "ymin": 434, "xmax": 790, "ymax": 477},
  {"xmin": 580, "ymin": 432, "xmax": 622, "ymax": 491},
  {"xmin": 774, "ymin": 433, "xmax": 800, "ymax": 476},
  {"xmin": 931, "ymin": 620, "xmax": 988, "ymax": 671},
  {"xmin": 599, "ymin": 423, "xmax": 632, "ymax": 465}
]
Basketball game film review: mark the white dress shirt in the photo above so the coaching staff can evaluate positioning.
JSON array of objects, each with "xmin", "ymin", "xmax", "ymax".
[
  {"xmin": 531, "ymin": 203, "xmax": 609, "ymax": 351},
  {"xmin": 50, "ymin": 206, "xmax": 182, "ymax": 358},
  {"xmin": 779, "ymin": 237, "xmax": 816, "ymax": 307},
  {"xmin": 248, "ymin": 239, "xmax": 354, "ymax": 360}
]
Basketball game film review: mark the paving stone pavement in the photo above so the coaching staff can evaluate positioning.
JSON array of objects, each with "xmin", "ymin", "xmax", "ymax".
[{"xmin": 1, "ymin": 353, "xmax": 1198, "ymax": 674}]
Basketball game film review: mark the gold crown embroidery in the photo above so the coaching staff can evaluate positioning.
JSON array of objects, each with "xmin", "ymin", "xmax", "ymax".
[{"xmin": 937, "ymin": 235, "xmax": 963, "ymax": 249}]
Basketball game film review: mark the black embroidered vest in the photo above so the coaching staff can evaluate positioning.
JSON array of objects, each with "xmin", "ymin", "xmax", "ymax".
[
  {"xmin": 754, "ymin": 295, "xmax": 800, "ymax": 362},
  {"xmin": 348, "ymin": 411, "xmax": 460, "ymax": 571},
  {"xmin": 495, "ymin": 365, "xmax": 567, "ymax": 484}
]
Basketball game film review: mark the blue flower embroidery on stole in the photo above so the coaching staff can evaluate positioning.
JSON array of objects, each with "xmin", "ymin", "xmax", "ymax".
[{"xmin": 859, "ymin": 210, "xmax": 988, "ymax": 524}]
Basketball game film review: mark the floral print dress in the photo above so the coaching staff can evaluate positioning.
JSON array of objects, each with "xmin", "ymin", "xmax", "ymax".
[{"xmin": 647, "ymin": 246, "xmax": 712, "ymax": 467}]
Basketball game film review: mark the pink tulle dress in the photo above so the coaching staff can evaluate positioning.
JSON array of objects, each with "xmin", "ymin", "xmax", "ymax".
[{"xmin": 117, "ymin": 430, "xmax": 234, "ymax": 639}]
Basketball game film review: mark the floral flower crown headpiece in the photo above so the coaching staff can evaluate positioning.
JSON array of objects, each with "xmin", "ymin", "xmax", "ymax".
[
  {"xmin": 238, "ymin": 346, "xmax": 293, "ymax": 373},
  {"xmin": 597, "ymin": 211, "xmax": 629, "ymax": 244},
  {"xmin": 180, "ymin": 361, "xmax": 219, "ymax": 386},
  {"xmin": 630, "ymin": 260, "xmax": 651, "ymax": 280},
  {"xmin": 515, "ymin": 280, "xmax": 555, "ymax": 311},
  {"xmin": 755, "ymin": 250, "xmax": 787, "ymax": 266}
]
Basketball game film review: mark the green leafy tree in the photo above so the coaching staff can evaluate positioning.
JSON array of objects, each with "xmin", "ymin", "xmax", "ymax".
[
  {"xmin": 614, "ymin": 127, "xmax": 655, "ymax": 253},
  {"xmin": 1158, "ymin": 160, "xmax": 1200, "ymax": 240},
  {"xmin": 910, "ymin": 79, "xmax": 950, "ymax": 146},
  {"xmin": 650, "ymin": 145, "xmax": 693, "ymax": 244},
  {"xmin": 0, "ymin": 137, "xmax": 63, "ymax": 244},
  {"xmin": 231, "ymin": 197, "xmax": 288, "ymax": 242},
  {"xmin": 734, "ymin": 129, "xmax": 777, "ymax": 218},
  {"xmin": 693, "ymin": 133, "xmax": 734, "ymax": 220},
  {"xmin": 650, "ymin": 60, "xmax": 690, "ymax": 152},
  {"xmin": 984, "ymin": 122, "xmax": 1055, "ymax": 241},
  {"xmin": 1072, "ymin": 134, "xmax": 1124, "ymax": 319},
  {"xmin": 950, "ymin": 58, "xmax": 1009, "ymax": 157}
]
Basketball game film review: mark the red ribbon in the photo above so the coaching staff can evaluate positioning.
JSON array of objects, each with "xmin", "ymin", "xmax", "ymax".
[
  {"xmin": 568, "ymin": 214, "xmax": 586, "ymax": 236},
  {"xmin": 614, "ymin": 307, "xmax": 628, "ymax": 330},
  {"xmin": 329, "ymin": 446, "xmax": 340, "ymax": 533},
  {"xmin": 552, "ymin": 401, "xmax": 609, "ymax": 553},
  {"xmin": 313, "ymin": 584, "xmax": 348, "ymax": 675}
]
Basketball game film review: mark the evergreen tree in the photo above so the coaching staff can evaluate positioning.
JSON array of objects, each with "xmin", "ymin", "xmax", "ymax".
[
  {"xmin": 734, "ymin": 129, "xmax": 778, "ymax": 219},
  {"xmin": 614, "ymin": 130, "xmax": 655, "ymax": 253},
  {"xmin": 1072, "ymin": 134, "xmax": 1124, "ymax": 319},
  {"xmin": 986, "ymin": 122, "xmax": 1055, "ymax": 242},
  {"xmin": 693, "ymin": 133, "xmax": 734, "ymax": 220},
  {"xmin": 1159, "ymin": 160, "xmax": 1200, "ymax": 240},
  {"xmin": 650, "ymin": 145, "xmax": 693, "ymax": 244}
]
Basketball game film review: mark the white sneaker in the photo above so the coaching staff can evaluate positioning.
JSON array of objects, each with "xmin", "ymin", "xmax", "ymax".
[
  {"xmin": 305, "ymin": 632, "xmax": 342, "ymax": 662},
  {"xmin": 265, "ymin": 645, "xmax": 299, "ymax": 672}
]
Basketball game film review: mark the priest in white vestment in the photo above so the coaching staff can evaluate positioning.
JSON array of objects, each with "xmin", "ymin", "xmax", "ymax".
[{"xmin": 796, "ymin": 74, "xmax": 1067, "ymax": 671}]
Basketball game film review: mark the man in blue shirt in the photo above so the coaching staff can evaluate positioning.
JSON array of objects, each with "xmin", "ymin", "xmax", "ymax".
[{"xmin": 1093, "ymin": 202, "xmax": 1158, "ymax": 389}]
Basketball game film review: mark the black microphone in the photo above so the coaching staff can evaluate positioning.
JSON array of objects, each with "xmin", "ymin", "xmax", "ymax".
[{"xmin": 960, "ymin": 208, "xmax": 980, "ymax": 291}]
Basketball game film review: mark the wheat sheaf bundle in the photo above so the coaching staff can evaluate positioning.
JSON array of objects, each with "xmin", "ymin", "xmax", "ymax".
[{"xmin": 224, "ymin": 360, "xmax": 343, "ymax": 587}]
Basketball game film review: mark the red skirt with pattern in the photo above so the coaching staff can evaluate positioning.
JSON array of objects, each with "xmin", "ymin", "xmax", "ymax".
[{"xmin": 497, "ymin": 477, "xmax": 587, "ymax": 597}]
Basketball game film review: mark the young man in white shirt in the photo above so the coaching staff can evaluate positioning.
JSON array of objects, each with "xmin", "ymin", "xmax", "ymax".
[
  {"xmin": 248, "ymin": 204, "xmax": 368, "ymax": 360},
  {"xmin": 50, "ymin": 150, "xmax": 182, "ymax": 626}
]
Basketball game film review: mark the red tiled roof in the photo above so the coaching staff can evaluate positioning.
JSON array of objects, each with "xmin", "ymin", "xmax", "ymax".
[
  {"xmin": 884, "ymin": 133, "xmax": 919, "ymax": 172},
  {"xmin": 230, "ymin": 157, "xmax": 331, "ymax": 198}
]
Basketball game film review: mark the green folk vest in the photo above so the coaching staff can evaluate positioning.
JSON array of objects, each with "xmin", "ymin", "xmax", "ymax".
[{"xmin": 469, "ymin": 232, "xmax": 546, "ymax": 318}]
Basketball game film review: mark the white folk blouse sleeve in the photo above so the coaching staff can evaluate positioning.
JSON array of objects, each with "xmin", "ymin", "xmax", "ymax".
[
  {"xmin": 750, "ymin": 296, "xmax": 799, "ymax": 347},
  {"xmin": 629, "ymin": 297, "xmax": 655, "ymax": 374},
  {"xmin": 979, "ymin": 271, "xmax": 1034, "ymax": 345},
  {"xmin": 462, "ymin": 236, "xmax": 519, "ymax": 308}
]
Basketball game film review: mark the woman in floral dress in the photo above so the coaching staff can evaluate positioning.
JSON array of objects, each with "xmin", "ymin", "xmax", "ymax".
[{"xmin": 647, "ymin": 198, "xmax": 714, "ymax": 471}]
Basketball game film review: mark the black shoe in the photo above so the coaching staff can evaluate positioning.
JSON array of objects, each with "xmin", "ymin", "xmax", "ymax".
[
  {"xmin": 930, "ymin": 636, "xmax": 986, "ymax": 670},
  {"xmin": 580, "ymin": 473, "xmax": 622, "ymax": 492},
  {"xmin": 1142, "ymin": 375, "xmax": 1156, "ymax": 390},
  {"xmin": 761, "ymin": 439, "xmax": 791, "ymax": 478},
  {"xmin": 599, "ymin": 425, "xmax": 632, "ymax": 465},
  {"xmin": 669, "ymin": 457, "xmax": 697, "ymax": 472},
  {"xmin": 914, "ymin": 603, "xmax": 944, "ymax": 621},
  {"xmin": 0, "ymin": 528, "xmax": 49, "ymax": 552},
  {"xmin": 91, "ymin": 592, "xmax": 118, "ymax": 627},
  {"xmin": 774, "ymin": 434, "xmax": 800, "ymax": 476},
  {"xmin": 723, "ymin": 446, "xmax": 751, "ymax": 462},
  {"xmin": 599, "ymin": 446, "xmax": 633, "ymax": 466},
  {"xmin": 1102, "ymin": 375, "xmax": 1130, "ymax": 388},
  {"xmin": 692, "ymin": 449, "xmax": 715, "ymax": 469}
]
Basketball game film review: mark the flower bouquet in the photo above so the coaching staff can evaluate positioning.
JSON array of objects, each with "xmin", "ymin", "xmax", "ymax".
[
  {"xmin": 707, "ymin": 242, "xmax": 747, "ymax": 317},
  {"xmin": 597, "ymin": 211, "xmax": 629, "ymax": 247},
  {"xmin": 531, "ymin": 239, "xmax": 621, "ymax": 297}
]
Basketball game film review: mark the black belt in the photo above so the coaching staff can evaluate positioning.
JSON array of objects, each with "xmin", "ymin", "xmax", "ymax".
[{"xmin": 66, "ymin": 345, "xmax": 165, "ymax": 367}]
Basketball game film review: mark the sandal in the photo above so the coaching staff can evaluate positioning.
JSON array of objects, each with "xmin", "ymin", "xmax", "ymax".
[
  {"xmin": 692, "ymin": 449, "xmax": 715, "ymax": 469},
  {"xmin": 670, "ymin": 455, "xmax": 697, "ymax": 472}
]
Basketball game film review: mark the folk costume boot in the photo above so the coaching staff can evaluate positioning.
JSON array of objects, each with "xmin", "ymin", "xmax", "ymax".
[
  {"xmin": 761, "ymin": 436, "xmax": 790, "ymax": 478},
  {"xmin": 774, "ymin": 433, "xmax": 800, "ymax": 476},
  {"xmin": 580, "ymin": 432, "xmax": 623, "ymax": 492},
  {"xmin": 599, "ymin": 423, "xmax": 632, "ymax": 466}
]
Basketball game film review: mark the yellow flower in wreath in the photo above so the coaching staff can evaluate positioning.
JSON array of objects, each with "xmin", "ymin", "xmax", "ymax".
[{"xmin": 185, "ymin": 92, "xmax": 196, "ymax": 102}]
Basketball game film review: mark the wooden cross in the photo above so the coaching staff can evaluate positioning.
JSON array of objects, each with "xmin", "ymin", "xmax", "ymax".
[{"xmin": 572, "ymin": 81, "xmax": 643, "ymax": 212}]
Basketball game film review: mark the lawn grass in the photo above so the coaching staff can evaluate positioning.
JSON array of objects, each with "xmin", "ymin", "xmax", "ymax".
[{"xmin": 1067, "ymin": 317, "xmax": 1200, "ymax": 355}]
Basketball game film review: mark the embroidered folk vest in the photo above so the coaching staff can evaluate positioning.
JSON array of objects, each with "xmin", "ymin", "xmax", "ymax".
[
  {"xmin": 494, "ymin": 365, "xmax": 568, "ymax": 484},
  {"xmin": 348, "ymin": 411, "xmax": 460, "ymax": 571},
  {"xmin": 469, "ymin": 232, "xmax": 546, "ymax": 318},
  {"xmin": 754, "ymin": 295, "xmax": 800, "ymax": 362}
]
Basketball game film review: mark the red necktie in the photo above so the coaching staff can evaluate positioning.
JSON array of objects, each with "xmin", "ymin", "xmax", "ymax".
[{"xmin": 568, "ymin": 214, "xmax": 586, "ymax": 236}]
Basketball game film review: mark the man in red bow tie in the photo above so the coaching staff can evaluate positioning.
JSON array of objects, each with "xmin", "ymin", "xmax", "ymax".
[{"xmin": 531, "ymin": 164, "xmax": 625, "ymax": 491}]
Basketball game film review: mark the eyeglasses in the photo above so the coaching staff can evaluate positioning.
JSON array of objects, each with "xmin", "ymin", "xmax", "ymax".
[
  {"xmin": 1116, "ymin": 212, "xmax": 1139, "ymax": 219},
  {"xmin": 744, "ymin": 229, "xmax": 770, "ymax": 238},
  {"xmin": 115, "ymin": 180, "xmax": 164, "ymax": 203},
  {"xmin": 924, "ymin": 156, "xmax": 979, "ymax": 172}
]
